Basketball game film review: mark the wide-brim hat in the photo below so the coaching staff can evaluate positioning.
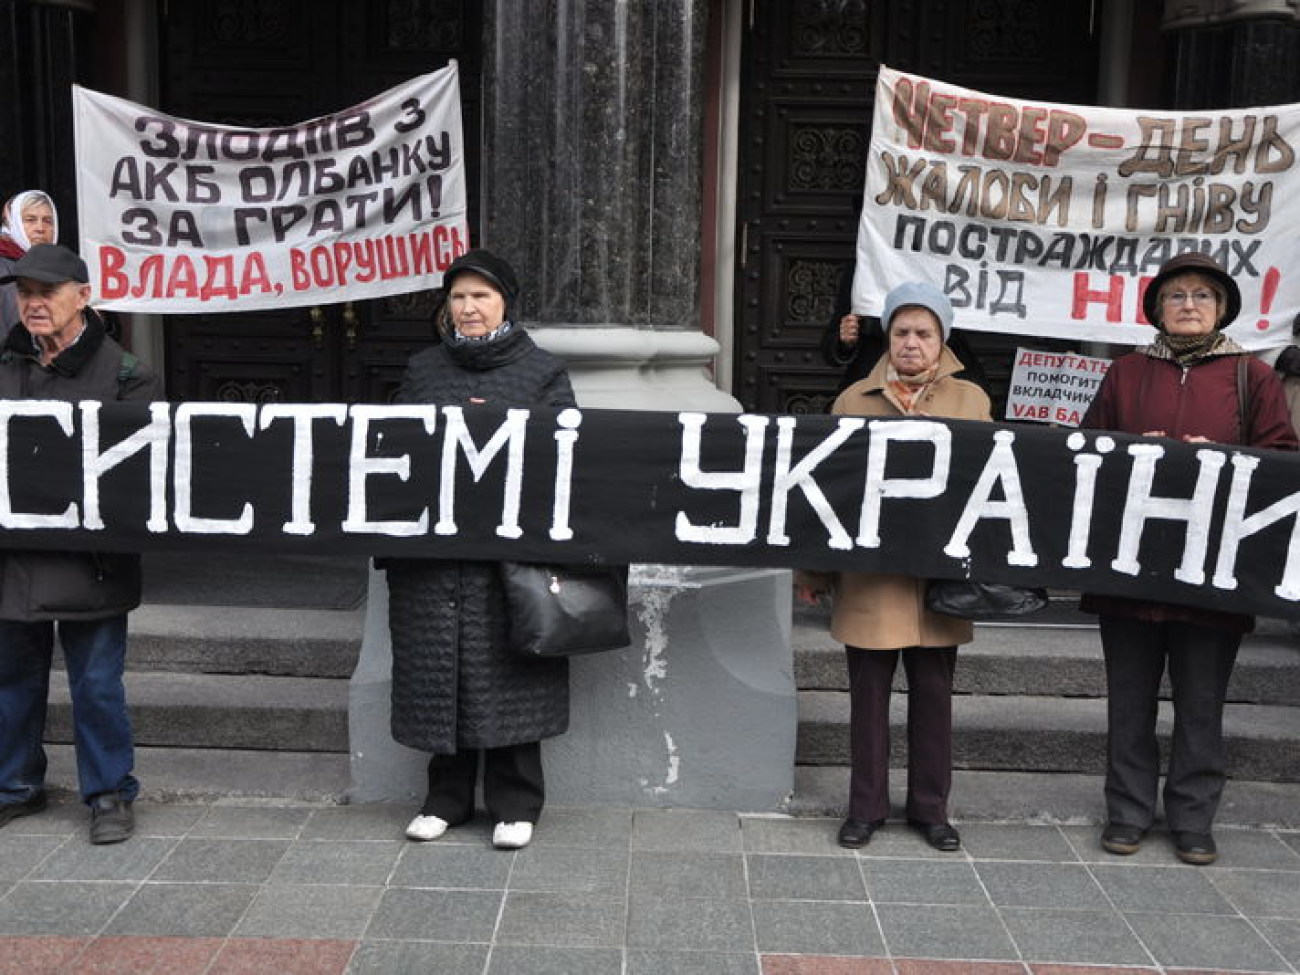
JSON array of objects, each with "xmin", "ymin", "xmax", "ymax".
[
  {"xmin": 0, "ymin": 243, "xmax": 88, "ymax": 285},
  {"xmin": 1143, "ymin": 252, "xmax": 1241, "ymax": 330}
]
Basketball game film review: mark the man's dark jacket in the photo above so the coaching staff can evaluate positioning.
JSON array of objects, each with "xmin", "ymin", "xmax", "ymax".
[{"xmin": 0, "ymin": 309, "xmax": 163, "ymax": 620}]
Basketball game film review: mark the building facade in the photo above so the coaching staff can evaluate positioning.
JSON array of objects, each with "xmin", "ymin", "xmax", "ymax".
[{"xmin": 3, "ymin": 0, "xmax": 1299, "ymax": 411}]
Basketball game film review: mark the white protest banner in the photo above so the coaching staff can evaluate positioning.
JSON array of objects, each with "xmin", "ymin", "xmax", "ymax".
[
  {"xmin": 1005, "ymin": 347, "xmax": 1110, "ymax": 426},
  {"xmin": 73, "ymin": 63, "xmax": 467, "ymax": 313},
  {"xmin": 853, "ymin": 66, "xmax": 1300, "ymax": 350}
]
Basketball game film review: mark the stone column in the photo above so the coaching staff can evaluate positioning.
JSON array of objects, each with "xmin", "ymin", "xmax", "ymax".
[{"xmin": 479, "ymin": 0, "xmax": 736, "ymax": 411}]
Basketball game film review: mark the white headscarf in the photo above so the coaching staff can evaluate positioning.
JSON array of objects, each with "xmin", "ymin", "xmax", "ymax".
[{"xmin": 1, "ymin": 191, "xmax": 58, "ymax": 251}]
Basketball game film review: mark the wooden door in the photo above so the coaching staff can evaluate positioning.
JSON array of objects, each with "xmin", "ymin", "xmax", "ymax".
[
  {"xmin": 734, "ymin": 0, "xmax": 1102, "ymax": 415},
  {"xmin": 160, "ymin": 0, "xmax": 481, "ymax": 404}
]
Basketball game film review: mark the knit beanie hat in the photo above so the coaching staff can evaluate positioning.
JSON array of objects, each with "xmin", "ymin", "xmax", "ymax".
[{"xmin": 881, "ymin": 281, "xmax": 953, "ymax": 340}]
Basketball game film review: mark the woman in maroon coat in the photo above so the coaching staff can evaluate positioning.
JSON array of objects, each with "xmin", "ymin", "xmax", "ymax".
[{"xmin": 1081, "ymin": 252, "xmax": 1298, "ymax": 865}]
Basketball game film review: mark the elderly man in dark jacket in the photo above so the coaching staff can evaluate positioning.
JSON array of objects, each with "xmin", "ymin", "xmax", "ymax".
[{"xmin": 0, "ymin": 244, "xmax": 163, "ymax": 844}]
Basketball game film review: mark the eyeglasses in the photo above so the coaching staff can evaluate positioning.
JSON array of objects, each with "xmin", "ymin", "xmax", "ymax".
[{"xmin": 1161, "ymin": 290, "xmax": 1218, "ymax": 306}]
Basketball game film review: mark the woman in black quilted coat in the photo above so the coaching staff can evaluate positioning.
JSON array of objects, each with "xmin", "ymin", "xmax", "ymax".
[{"xmin": 385, "ymin": 249, "xmax": 576, "ymax": 851}]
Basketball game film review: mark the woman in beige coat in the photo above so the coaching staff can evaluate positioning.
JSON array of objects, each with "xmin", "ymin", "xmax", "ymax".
[{"xmin": 798, "ymin": 281, "xmax": 991, "ymax": 851}]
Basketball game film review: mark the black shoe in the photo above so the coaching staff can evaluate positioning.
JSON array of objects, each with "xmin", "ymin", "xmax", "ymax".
[
  {"xmin": 1172, "ymin": 831, "xmax": 1217, "ymax": 865},
  {"xmin": 1101, "ymin": 822, "xmax": 1146, "ymax": 855},
  {"xmin": 0, "ymin": 791, "xmax": 47, "ymax": 828},
  {"xmin": 837, "ymin": 818, "xmax": 883, "ymax": 849},
  {"xmin": 88, "ymin": 794, "xmax": 134, "ymax": 845},
  {"xmin": 909, "ymin": 819, "xmax": 961, "ymax": 851}
]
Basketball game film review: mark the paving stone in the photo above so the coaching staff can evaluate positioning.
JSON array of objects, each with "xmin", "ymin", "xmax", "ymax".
[
  {"xmin": 625, "ymin": 894, "xmax": 754, "ymax": 952},
  {"xmin": 631, "ymin": 809, "xmax": 743, "ymax": 852},
  {"xmin": 1255, "ymin": 916, "xmax": 1300, "ymax": 969},
  {"xmin": 152, "ymin": 837, "xmax": 291, "ymax": 884},
  {"xmin": 347, "ymin": 940, "xmax": 488, "ymax": 975},
  {"xmin": 1090, "ymin": 863, "xmax": 1238, "ymax": 915},
  {"xmin": 28, "ymin": 835, "xmax": 175, "ymax": 882},
  {"xmin": 958, "ymin": 823, "xmax": 1081, "ymax": 862},
  {"xmin": 495, "ymin": 891, "xmax": 626, "ymax": 948},
  {"xmin": 998, "ymin": 907, "xmax": 1154, "ymax": 966},
  {"xmin": 1125, "ymin": 911, "xmax": 1291, "ymax": 971},
  {"xmin": 975, "ymin": 861, "xmax": 1110, "ymax": 910},
  {"xmin": 104, "ymin": 883, "xmax": 258, "ymax": 937},
  {"xmin": 507, "ymin": 846, "xmax": 628, "ymax": 895},
  {"xmin": 364, "ymin": 887, "xmax": 502, "ymax": 943},
  {"xmin": 1209, "ymin": 868, "xmax": 1300, "ymax": 919},
  {"xmin": 530, "ymin": 805, "xmax": 635, "ymax": 849},
  {"xmin": 190, "ymin": 804, "xmax": 312, "ymax": 839},
  {"xmin": 485, "ymin": 944, "xmax": 624, "ymax": 975},
  {"xmin": 267, "ymin": 839, "xmax": 403, "ymax": 886},
  {"xmin": 207, "ymin": 937, "xmax": 355, "ymax": 974},
  {"xmin": 300, "ymin": 804, "xmax": 411, "ymax": 841},
  {"xmin": 130, "ymin": 802, "xmax": 210, "ymax": 836},
  {"xmin": 863, "ymin": 858, "xmax": 989, "ymax": 906},
  {"xmin": 751, "ymin": 899, "xmax": 881, "ymax": 956},
  {"xmin": 388, "ymin": 842, "xmax": 512, "ymax": 890},
  {"xmin": 234, "ymin": 884, "xmax": 383, "ymax": 939},
  {"xmin": 629, "ymin": 851, "xmax": 747, "ymax": 899},
  {"xmin": 746, "ymin": 854, "xmax": 867, "ymax": 902},
  {"xmin": 741, "ymin": 816, "xmax": 847, "ymax": 856},
  {"xmin": 0, "ymin": 936, "xmax": 88, "ymax": 972},
  {"xmin": 0, "ymin": 834, "xmax": 65, "ymax": 881},
  {"xmin": 0, "ymin": 881, "xmax": 136, "ymax": 935},
  {"xmin": 625, "ymin": 950, "xmax": 761, "ymax": 975},
  {"xmin": 875, "ymin": 903, "xmax": 1018, "ymax": 961},
  {"xmin": 1202, "ymin": 828, "xmax": 1300, "ymax": 870},
  {"xmin": 77, "ymin": 935, "xmax": 225, "ymax": 974}
]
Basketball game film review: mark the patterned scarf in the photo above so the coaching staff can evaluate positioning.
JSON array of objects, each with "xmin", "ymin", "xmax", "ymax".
[
  {"xmin": 885, "ymin": 364, "xmax": 937, "ymax": 415},
  {"xmin": 1157, "ymin": 330, "xmax": 1228, "ymax": 367},
  {"xmin": 448, "ymin": 319, "xmax": 515, "ymax": 345}
]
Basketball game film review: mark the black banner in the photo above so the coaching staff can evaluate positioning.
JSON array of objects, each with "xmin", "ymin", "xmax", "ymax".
[{"xmin": 3, "ymin": 400, "xmax": 1300, "ymax": 618}]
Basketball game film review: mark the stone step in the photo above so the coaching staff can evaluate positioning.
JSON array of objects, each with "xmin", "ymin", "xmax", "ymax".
[
  {"xmin": 794, "ymin": 619, "xmax": 1300, "ymax": 706},
  {"xmin": 43, "ymin": 743, "xmax": 352, "ymax": 804},
  {"xmin": 47, "ymin": 671, "xmax": 349, "ymax": 753},
  {"xmin": 796, "ymin": 690, "xmax": 1300, "ymax": 782},
  {"xmin": 52, "ymin": 604, "xmax": 365, "ymax": 679}
]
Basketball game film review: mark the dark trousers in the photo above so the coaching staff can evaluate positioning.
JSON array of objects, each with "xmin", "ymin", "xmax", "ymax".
[
  {"xmin": 1099, "ymin": 615, "xmax": 1240, "ymax": 834},
  {"xmin": 845, "ymin": 646, "xmax": 957, "ymax": 824},
  {"xmin": 422, "ymin": 741, "xmax": 545, "ymax": 824}
]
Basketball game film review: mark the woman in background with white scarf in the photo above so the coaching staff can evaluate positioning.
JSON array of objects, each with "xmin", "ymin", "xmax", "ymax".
[{"xmin": 0, "ymin": 191, "xmax": 58, "ymax": 338}]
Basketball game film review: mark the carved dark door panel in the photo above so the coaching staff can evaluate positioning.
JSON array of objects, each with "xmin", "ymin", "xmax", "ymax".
[
  {"xmin": 735, "ymin": 0, "xmax": 1101, "ymax": 415},
  {"xmin": 160, "ymin": 0, "xmax": 481, "ymax": 404}
]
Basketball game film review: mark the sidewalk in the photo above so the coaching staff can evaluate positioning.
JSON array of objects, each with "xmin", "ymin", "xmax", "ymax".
[{"xmin": 2, "ymin": 798, "xmax": 1298, "ymax": 974}]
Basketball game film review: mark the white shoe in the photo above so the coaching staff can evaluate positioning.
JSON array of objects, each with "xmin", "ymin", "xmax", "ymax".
[
  {"xmin": 405, "ymin": 814, "xmax": 450, "ymax": 842},
  {"xmin": 492, "ymin": 821, "xmax": 534, "ymax": 849}
]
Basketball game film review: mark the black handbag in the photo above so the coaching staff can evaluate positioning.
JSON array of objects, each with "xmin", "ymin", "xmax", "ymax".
[
  {"xmin": 924, "ymin": 579, "xmax": 1049, "ymax": 620},
  {"xmin": 499, "ymin": 561, "xmax": 631, "ymax": 657}
]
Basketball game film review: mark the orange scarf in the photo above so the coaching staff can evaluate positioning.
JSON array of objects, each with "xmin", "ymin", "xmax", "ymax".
[{"xmin": 885, "ymin": 365, "xmax": 937, "ymax": 415}]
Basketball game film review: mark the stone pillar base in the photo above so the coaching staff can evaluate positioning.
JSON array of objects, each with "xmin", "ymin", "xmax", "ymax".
[
  {"xmin": 530, "ymin": 326, "xmax": 741, "ymax": 412},
  {"xmin": 348, "ymin": 565, "xmax": 795, "ymax": 812}
]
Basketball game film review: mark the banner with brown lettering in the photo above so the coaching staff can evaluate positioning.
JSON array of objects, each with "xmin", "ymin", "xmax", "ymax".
[
  {"xmin": 72, "ymin": 64, "xmax": 468, "ymax": 313},
  {"xmin": 3, "ymin": 401, "xmax": 1300, "ymax": 620},
  {"xmin": 854, "ymin": 66, "xmax": 1299, "ymax": 350}
]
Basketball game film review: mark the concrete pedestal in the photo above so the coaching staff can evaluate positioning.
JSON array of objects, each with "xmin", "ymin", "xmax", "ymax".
[{"xmin": 348, "ymin": 564, "xmax": 795, "ymax": 812}]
